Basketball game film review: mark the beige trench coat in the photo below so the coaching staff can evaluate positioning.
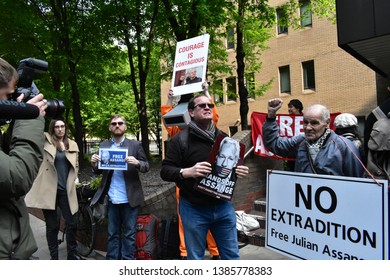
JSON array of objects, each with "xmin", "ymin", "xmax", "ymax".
[{"xmin": 26, "ymin": 132, "xmax": 79, "ymax": 215}]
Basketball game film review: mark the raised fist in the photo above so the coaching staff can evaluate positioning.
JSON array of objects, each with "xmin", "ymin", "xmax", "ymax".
[{"xmin": 268, "ymin": 98, "xmax": 283, "ymax": 117}]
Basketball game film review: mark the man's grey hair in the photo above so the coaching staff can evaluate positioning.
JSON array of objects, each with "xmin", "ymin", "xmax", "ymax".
[{"xmin": 305, "ymin": 104, "xmax": 330, "ymax": 123}]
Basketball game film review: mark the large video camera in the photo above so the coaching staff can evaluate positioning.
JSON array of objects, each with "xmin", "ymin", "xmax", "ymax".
[{"xmin": 12, "ymin": 58, "xmax": 65, "ymax": 118}]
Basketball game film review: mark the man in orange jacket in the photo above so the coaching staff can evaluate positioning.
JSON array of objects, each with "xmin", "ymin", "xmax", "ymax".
[{"xmin": 161, "ymin": 82, "xmax": 220, "ymax": 259}]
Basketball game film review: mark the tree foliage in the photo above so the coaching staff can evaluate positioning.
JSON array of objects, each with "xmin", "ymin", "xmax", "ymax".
[
  {"xmin": 0, "ymin": 0, "xmax": 336, "ymax": 160},
  {"xmin": 0, "ymin": 0, "xmax": 114, "ymax": 162}
]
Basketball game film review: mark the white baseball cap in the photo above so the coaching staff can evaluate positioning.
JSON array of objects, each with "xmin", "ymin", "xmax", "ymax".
[{"xmin": 334, "ymin": 113, "xmax": 358, "ymax": 128}]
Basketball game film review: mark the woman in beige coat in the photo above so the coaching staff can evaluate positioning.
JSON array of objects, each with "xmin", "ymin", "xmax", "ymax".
[{"xmin": 26, "ymin": 119, "xmax": 82, "ymax": 260}]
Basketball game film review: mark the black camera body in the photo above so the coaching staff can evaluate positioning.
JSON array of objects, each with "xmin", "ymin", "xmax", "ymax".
[{"xmin": 13, "ymin": 58, "xmax": 65, "ymax": 118}]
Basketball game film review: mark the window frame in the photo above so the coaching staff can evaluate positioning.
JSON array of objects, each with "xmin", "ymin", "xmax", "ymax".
[
  {"xmin": 211, "ymin": 79, "xmax": 224, "ymax": 104},
  {"xmin": 300, "ymin": 0, "xmax": 312, "ymax": 27},
  {"xmin": 276, "ymin": 8, "xmax": 288, "ymax": 35},
  {"xmin": 226, "ymin": 76, "xmax": 237, "ymax": 101},
  {"xmin": 245, "ymin": 72, "xmax": 256, "ymax": 99},
  {"xmin": 279, "ymin": 65, "xmax": 291, "ymax": 94},
  {"xmin": 302, "ymin": 60, "xmax": 316, "ymax": 91}
]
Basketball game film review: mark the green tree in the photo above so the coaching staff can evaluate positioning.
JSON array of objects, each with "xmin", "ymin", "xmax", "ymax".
[
  {"xmin": 0, "ymin": 0, "xmax": 112, "ymax": 163},
  {"xmin": 94, "ymin": 0, "xmax": 165, "ymax": 156},
  {"xmin": 0, "ymin": 0, "xmax": 336, "ymax": 160},
  {"xmin": 159, "ymin": 0, "xmax": 233, "ymax": 79},
  {"xmin": 228, "ymin": 0, "xmax": 275, "ymax": 130}
]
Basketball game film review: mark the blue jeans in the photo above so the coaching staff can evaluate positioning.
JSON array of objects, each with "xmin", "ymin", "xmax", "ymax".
[
  {"xmin": 179, "ymin": 196, "xmax": 239, "ymax": 260},
  {"xmin": 106, "ymin": 200, "xmax": 138, "ymax": 260}
]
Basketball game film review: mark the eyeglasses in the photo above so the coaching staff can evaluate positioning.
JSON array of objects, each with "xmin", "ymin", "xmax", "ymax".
[
  {"xmin": 111, "ymin": 121, "xmax": 124, "ymax": 126},
  {"xmin": 54, "ymin": 125, "xmax": 65, "ymax": 129},
  {"xmin": 194, "ymin": 103, "xmax": 215, "ymax": 109}
]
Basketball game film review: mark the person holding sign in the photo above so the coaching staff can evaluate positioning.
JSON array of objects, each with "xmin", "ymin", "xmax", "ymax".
[
  {"xmin": 162, "ymin": 81, "xmax": 219, "ymax": 137},
  {"xmin": 263, "ymin": 98, "xmax": 363, "ymax": 177},
  {"xmin": 162, "ymin": 82, "xmax": 221, "ymax": 259},
  {"xmin": 90, "ymin": 114, "xmax": 149, "ymax": 260},
  {"xmin": 161, "ymin": 94, "xmax": 249, "ymax": 260}
]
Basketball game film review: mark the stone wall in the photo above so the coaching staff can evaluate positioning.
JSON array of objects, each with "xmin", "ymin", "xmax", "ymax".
[{"xmin": 139, "ymin": 183, "xmax": 177, "ymax": 218}]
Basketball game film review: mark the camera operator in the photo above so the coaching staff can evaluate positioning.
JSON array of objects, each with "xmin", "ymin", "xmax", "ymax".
[{"xmin": 0, "ymin": 57, "xmax": 47, "ymax": 259}]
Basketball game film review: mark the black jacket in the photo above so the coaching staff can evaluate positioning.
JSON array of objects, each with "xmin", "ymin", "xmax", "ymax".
[
  {"xmin": 160, "ymin": 127, "xmax": 227, "ymax": 205},
  {"xmin": 91, "ymin": 138, "xmax": 149, "ymax": 208}
]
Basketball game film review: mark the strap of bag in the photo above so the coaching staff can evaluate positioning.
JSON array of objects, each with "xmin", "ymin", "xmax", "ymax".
[
  {"xmin": 338, "ymin": 135, "xmax": 383, "ymax": 186},
  {"xmin": 372, "ymin": 106, "xmax": 388, "ymax": 120}
]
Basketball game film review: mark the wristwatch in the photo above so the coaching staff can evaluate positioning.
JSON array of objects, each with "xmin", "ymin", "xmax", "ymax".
[{"xmin": 179, "ymin": 168, "xmax": 184, "ymax": 179}]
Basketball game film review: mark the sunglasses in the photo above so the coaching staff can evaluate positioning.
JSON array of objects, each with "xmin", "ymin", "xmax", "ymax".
[
  {"xmin": 111, "ymin": 121, "xmax": 124, "ymax": 126},
  {"xmin": 194, "ymin": 103, "xmax": 215, "ymax": 109}
]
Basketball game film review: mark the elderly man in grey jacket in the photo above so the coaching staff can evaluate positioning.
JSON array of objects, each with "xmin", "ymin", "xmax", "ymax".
[{"xmin": 262, "ymin": 98, "xmax": 363, "ymax": 177}]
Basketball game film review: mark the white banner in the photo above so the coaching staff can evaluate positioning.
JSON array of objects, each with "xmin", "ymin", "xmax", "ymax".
[
  {"xmin": 251, "ymin": 112, "xmax": 340, "ymax": 159},
  {"xmin": 266, "ymin": 170, "xmax": 389, "ymax": 260},
  {"xmin": 171, "ymin": 34, "xmax": 210, "ymax": 96}
]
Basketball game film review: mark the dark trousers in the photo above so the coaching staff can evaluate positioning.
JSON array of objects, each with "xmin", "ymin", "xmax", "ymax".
[{"xmin": 42, "ymin": 189, "xmax": 78, "ymax": 260}]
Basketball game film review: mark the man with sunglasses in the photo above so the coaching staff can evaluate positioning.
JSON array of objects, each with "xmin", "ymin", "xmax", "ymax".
[
  {"xmin": 161, "ymin": 94, "xmax": 249, "ymax": 260},
  {"xmin": 161, "ymin": 83, "xmax": 221, "ymax": 260},
  {"xmin": 90, "ymin": 114, "xmax": 149, "ymax": 260}
]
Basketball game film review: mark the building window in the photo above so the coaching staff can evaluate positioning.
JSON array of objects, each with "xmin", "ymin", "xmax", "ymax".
[
  {"xmin": 276, "ymin": 8, "xmax": 288, "ymax": 35},
  {"xmin": 227, "ymin": 27, "xmax": 234, "ymax": 49},
  {"xmin": 279, "ymin": 65, "xmax": 291, "ymax": 93},
  {"xmin": 300, "ymin": 0, "xmax": 312, "ymax": 27},
  {"xmin": 302, "ymin": 60, "xmax": 315, "ymax": 90},
  {"xmin": 226, "ymin": 77, "xmax": 237, "ymax": 101},
  {"xmin": 245, "ymin": 73, "xmax": 256, "ymax": 99},
  {"xmin": 211, "ymin": 79, "xmax": 224, "ymax": 103}
]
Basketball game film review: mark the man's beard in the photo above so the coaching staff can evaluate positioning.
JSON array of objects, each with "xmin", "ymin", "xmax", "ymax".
[{"xmin": 113, "ymin": 130, "xmax": 124, "ymax": 137}]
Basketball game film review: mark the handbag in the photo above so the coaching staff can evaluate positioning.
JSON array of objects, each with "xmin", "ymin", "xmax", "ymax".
[{"xmin": 92, "ymin": 195, "xmax": 108, "ymax": 223}]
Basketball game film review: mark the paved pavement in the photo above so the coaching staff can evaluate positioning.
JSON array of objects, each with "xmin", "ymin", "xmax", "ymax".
[{"xmin": 29, "ymin": 213, "xmax": 291, "ymax": 260}]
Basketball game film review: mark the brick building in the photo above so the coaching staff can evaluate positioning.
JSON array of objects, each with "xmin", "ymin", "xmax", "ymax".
[
  {"xmin": 161, "ymin": 0, "xmax": 378, "ymax": 142},
  {"xmin": 158, "ymin": 0, "xmax": 382, "ymax": 236}
]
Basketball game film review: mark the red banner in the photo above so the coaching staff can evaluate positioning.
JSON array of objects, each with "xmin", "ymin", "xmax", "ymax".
[{"xmin": 251, "ymin": 112, "xmax": 340, "ymax": 159}]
